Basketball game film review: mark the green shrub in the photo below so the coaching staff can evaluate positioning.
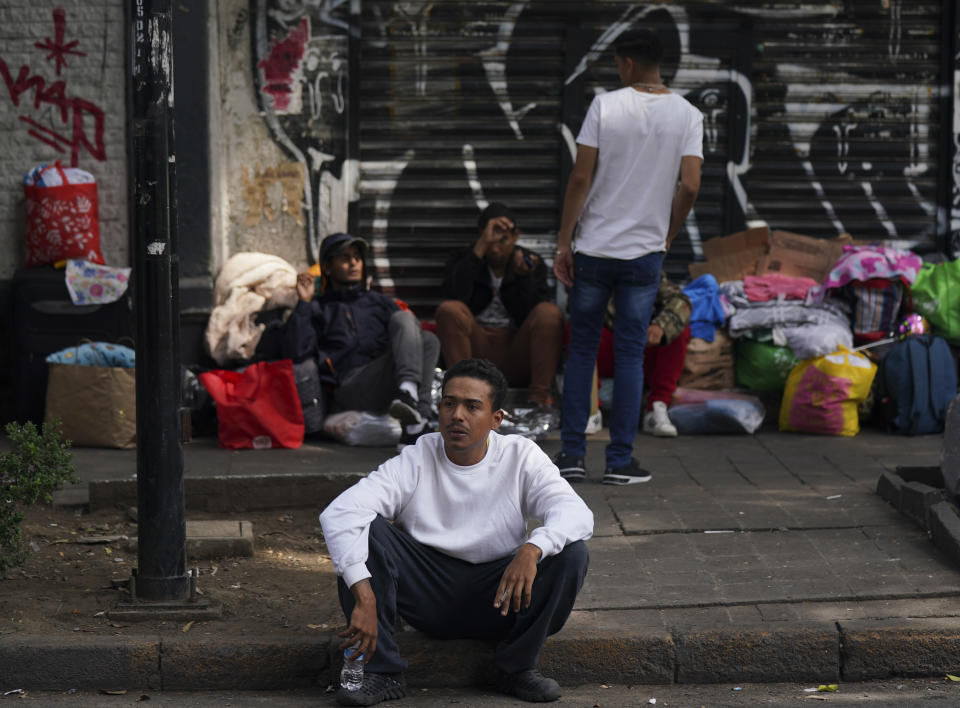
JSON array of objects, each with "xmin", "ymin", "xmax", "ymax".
[{"xmin": 0, "ymin": 420, "xmax": 78, "ymax": 576}]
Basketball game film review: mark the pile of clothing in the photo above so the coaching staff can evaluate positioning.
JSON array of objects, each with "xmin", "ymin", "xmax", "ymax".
[{"xmin": 679, "ymin": 243, "xmax": 957, "ymax": 436}]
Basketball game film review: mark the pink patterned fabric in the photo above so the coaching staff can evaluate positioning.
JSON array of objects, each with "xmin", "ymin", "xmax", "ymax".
[
  {"xmin": 744, "ymin": 274, "xmax": 817, "ymax": 302},
  {"xmin": 807, "ymin": 245, "xmax": 922, "ymax": 303},
  {"xmin": 787, "ymin": 365, "xmax": 850, "ymax": 435}
]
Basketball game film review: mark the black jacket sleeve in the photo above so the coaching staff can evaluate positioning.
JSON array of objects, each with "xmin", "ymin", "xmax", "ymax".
[
  {"xmin": 441, "ymin": 247, "xmax": 491, "ymax": 314},
  {"xmin": 282, "ymin": 299, "xmax": 332, "ymax": 373}
]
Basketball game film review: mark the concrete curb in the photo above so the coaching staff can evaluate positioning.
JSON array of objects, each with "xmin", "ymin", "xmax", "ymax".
[
  {"xmin": 876, "ymin": 466, "xmax": 960, "ymax": 569},
  {"xmin": 0, "ymin": 636, "xmax": 161, "ymax": 690},
  {"xmin": 672, "ymin": 624, "xmax": 838, "ymax": 684},
  {"xmin": 88, "ymin": 472, "xmax": 363, "ymax": 512},
  {"xmin": 161, "ymin": 637, "xmax": 330, "ymax": 690},
  {"xmin": 840, "ymin": 618, "xmax": 960, "ymax": 680},
  {"xmin": 6, "ymin": 619, "xmax": 960, "ymax": 690}
]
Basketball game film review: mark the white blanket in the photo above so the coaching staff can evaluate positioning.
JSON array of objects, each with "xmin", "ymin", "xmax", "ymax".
[{"xmin": 205, "ymin": 252, "xmax": 300, "ymax": 365}]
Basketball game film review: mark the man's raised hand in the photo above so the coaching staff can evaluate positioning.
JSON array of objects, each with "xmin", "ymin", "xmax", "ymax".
[
  {"xmin": 474, "ymin": 216, "xmax": 515, "ymax": 260},
  {"xmin": 296, "ymin": 272, "xmax": 315, "ymax": 303}
]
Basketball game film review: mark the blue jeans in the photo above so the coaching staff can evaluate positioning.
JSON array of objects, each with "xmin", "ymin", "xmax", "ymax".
[{"xmin": 561, "ymin": 252, "xmax": 664, "ymax": 468}]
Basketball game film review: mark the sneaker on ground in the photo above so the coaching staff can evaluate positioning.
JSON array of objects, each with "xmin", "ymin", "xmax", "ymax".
[
  {"xmin": 584, "ymin": 410, "xmax": 603, "ymax": 434},
  {"xmin": 495, "ymin": 668, "xmax": 562, "ymax": 703},
  {"xmin": 388, "ymin": 390, "xmax": 423, "ymax": 427},
  {"xmin": 554, "ymin": 452, "xmax": 586, "ymax": 483},
  {"xmin": 602, "ymin": 458, "xmax": 652, "ymax": 485},
  {"xmin": 396, "ymin": 426, "xmax": 426, "ymax": 451},
  {"xmin": 642, "ymin": 400, "xmax": 677, "ymax": 437},
  {"xmin": 335, "ymin": 672, "xmax": 406, "ymax": 707}
]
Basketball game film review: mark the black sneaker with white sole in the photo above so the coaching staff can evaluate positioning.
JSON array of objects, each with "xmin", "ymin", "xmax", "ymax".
[
  {"xmin": 388, "ymin": 390, "xmax": 423, "ymax": 427},
  {"xmin": 335, "ymin": 671, "xmax": 406, "ymax": 706},
  {"xmin": 554, "ymin": 452, "xmax": 586, "ymax": 483},
  {"xmin": 602, "ymin": 458, "xmax": 652, "ymax": 485}
]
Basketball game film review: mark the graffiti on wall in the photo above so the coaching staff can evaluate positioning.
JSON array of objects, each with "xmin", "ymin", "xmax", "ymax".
[
  {"xmin": 252, "ymin": 0, "xmax": 353, "ymax": 263},
  {"xmin": 251, "ymin": 1, "xmax": 945, "ymax": 289},
  {"xmin": 0, "ymin": 8, "xmax": 105, "ymax": 166}
]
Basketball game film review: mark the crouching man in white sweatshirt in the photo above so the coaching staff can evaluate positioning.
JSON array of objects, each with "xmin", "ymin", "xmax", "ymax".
[{"xmin": 320, "ymin": 357, "xmax": 594, "ymax": 706}]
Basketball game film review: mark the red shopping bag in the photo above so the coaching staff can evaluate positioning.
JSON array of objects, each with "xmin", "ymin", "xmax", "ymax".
[
  {"xmin": 23, "ymin": 160, "xmax": 103, "ymax": 267},
  {"xmin": 198, "ymin": 359, "xmax": 304, "ymax": 449}
]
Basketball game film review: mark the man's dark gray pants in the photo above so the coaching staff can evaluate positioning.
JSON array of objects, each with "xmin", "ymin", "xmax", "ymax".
[
  {"xmin": 337, "ymin": 516, "xmax": 589, "ymax": 675},
  {"xmin": 335, "ymin": 310, "xmax": 439, "ymax": 418}
]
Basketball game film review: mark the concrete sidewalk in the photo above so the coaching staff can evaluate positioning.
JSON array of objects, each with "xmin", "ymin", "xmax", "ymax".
[{"xmin": 5, "ymin": 427, "xmax": 960, "ymax": 692}]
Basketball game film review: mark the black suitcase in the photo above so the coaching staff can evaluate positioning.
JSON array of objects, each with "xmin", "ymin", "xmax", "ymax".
[{"xmin": 12, "ymin": 267, "xmax": 134, "ymax": 424}]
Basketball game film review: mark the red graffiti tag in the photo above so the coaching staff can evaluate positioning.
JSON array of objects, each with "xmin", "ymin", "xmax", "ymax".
[
  {"xmin": 0, "ymin": 58, "xmax": 106, "ymax": 165},
  {"xmin": 258, "ymin": 18, "xmax": 309, "ymax": 112},
  {"xmin": 35, "ymin": 8, "xmax": 86, "ymax": 76}
]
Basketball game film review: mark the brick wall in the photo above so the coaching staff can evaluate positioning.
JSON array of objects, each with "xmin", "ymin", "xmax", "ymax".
[{"xmin": 0, "ymin": 0, "xmax": 128, "ymax": 279}]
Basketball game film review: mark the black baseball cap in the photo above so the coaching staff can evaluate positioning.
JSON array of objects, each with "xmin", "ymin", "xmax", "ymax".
[
  {"xmin": 320, "ymin": 232, "xmax": 368, "ymax": 263},
  {"xmin": 477, "ymin": 202, "xmax": 518, "ymax": 232}
]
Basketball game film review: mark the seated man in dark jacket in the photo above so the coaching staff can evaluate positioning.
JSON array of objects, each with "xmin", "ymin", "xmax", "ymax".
[
  {"xmin": 283, "ymin": 232, "xmax": 439, "ymax": 443},
  {"xmin": 435, "ymin": 203, "xmax": 563, "ymax": 407}
]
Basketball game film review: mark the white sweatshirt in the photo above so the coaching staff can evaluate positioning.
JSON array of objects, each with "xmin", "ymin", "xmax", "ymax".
[{"xmin": 319, "ymin": 432, "xmax": 595, "ymax": 588}]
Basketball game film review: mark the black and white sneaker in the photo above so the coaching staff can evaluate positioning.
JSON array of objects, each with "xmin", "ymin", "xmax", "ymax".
[
  {"xmin": 554, "ymin": 452, "xmax": 586, "ymax": 483},
  {"xmin": 335, "ymin": 671, "xmax": 406, "ymax": 706},
  {"xmin": 388, "ymin": 390, "xmax": 423, "ymax": 427},
  {"xmin": 396, "ymin": 424, "xmax": 427, "ymax": 451},
  {"xmin": 602, "ymin": 458, "xmax": 652, "ymax": 485}
]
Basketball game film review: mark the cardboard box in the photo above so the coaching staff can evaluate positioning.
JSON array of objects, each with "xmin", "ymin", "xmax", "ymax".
[
  {"xmin": 689, "ymin": 227, "xmax": 769, "ymax": 283},
  {"xmin": 756, "ymin": 230, "xmax": 852, "ymax": 283},
  {"xmin": 677, "ymin": 330, "xmax": 736, "ymax": 390}
]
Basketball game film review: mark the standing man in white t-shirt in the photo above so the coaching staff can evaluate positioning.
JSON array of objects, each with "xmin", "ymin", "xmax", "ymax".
[{"xmin": 553, "ymin": 29, "xmax": 703, "ymax": 485}]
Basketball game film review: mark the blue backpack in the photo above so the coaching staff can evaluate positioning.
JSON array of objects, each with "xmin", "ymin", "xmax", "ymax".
[{"xmin": 877, "ymin": 334, "xmax": 958, "ymax": 435}]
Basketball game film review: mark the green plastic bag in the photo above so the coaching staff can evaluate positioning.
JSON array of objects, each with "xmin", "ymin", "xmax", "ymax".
[
  {"xmin": 735, "ymin": 339, "xmax": 798, "ymax": 392},
  {"xmin": 911, "ymin": 260, "xmax": 960, "ymax": 344}
]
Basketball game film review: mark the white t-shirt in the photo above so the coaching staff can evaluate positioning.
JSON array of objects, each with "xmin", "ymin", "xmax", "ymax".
[
  {"xmin": 575, "ymin": 87, "xmax": 704, "ymax": 260},
  {"xmin": 319, "ymin": 432, "xmax": 594, "ymax": 588}
]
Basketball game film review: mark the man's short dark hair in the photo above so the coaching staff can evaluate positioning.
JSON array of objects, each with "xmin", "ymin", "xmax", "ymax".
[
  {"xmin": 477, "ymin": 202, "xmax": 518, "ymax": 233},
  {"xmin": 442, "ymin": 358, "xmax": 508, "ymax": 412},
  {"xmin": 614, "ymin": 29, "xmax": 663, "ymax": 67}
]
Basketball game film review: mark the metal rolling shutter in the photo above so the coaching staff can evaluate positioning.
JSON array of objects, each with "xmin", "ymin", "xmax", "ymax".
[
  {"xmin": 746, "ymin": 1, "xmax": 943, "ymax": 254},
  {"xmin": 356, "ymin": 2, "xmax": 565, "ymax": 316},
  {"xmin": 354, "ymin": 1, "xmax": 946, "ymax": 312}
]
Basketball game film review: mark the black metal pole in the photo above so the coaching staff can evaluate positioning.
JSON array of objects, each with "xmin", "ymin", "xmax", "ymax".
[{"xmin": 130, "ymin": 0, "xmax": 188, "ymax": 602}]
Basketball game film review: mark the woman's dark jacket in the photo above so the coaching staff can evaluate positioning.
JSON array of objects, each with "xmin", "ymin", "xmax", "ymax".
[{"xmin": 282, "ymin": 283, "xmax": 398, "ymax": 384}]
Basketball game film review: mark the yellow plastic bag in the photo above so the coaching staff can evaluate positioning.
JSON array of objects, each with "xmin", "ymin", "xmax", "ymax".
[{"xmin": 779, "ymin": 346, "xmax": 876, "ymax": 436}]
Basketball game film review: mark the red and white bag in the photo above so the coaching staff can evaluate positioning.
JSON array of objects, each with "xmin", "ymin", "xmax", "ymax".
[{"xmin": 23, "ymin": 160, "xmax": 103, "ymax": 267}]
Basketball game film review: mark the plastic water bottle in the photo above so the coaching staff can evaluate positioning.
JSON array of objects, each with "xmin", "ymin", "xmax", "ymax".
[{"xmin": 340, "ymin": 643, "xmax": 364, "ymax": 691}]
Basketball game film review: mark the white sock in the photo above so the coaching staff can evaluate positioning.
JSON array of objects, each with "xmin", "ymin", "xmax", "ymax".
[
  {"xmin": 399, "ymin": 380, "xmax": 418, "ymax": 401},
  {"xmin": 405, "ymin": 421, "xmax": 426, "ymax": 435}
]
